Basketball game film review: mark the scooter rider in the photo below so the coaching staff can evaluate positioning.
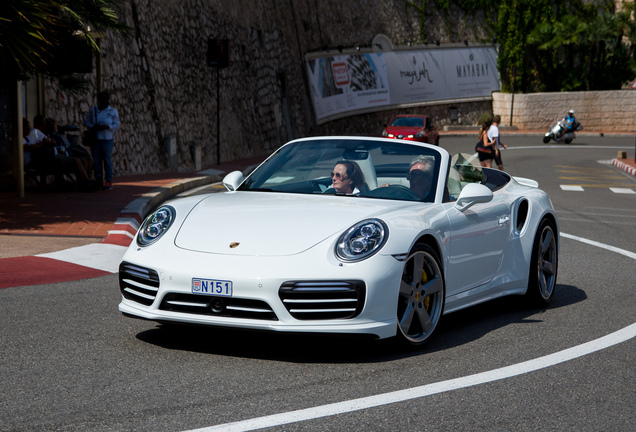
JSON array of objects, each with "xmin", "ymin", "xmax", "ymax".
[{"xmin": 558, "ymin": 109, "xmax": 576, "ymax": 138}]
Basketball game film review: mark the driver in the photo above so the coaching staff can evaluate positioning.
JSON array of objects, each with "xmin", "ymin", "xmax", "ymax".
[
  {"xmin": 407, "ymin": 156, "xmax": 434, "ymax": 199},
  {"xmin": 558, "ymin": 109, "xmax": 576, "ymax": 138},
  {"xmin": 330, "ymin": 160, "xmax": 365, "ymax": 194}
]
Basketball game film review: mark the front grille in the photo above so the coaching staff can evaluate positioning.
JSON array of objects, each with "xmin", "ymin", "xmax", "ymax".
[
  {"xmin": 159, "ymin": 293, "xmax": 278, "ymax": 321},
  {"xmin": 279, "ymin": 281, "xmax": 366, "ymax": 320},
  {"xmin": 119, "ymin": 262, "xmax": 160, "ymax": 306}
]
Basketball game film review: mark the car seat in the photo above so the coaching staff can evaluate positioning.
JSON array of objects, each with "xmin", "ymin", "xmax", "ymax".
[{"xmin": 345, "ymin": 153, "xmax": 377, "ymax": 193}]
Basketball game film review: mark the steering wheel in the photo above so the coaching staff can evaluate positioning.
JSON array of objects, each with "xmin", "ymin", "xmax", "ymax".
[
  {"xmin": 367, "ymin": 184, "xmax": 421, "ymax": 201},
  {"xmin": 388, "ymin": 184, "xmax": 421, "ymax": 199}
]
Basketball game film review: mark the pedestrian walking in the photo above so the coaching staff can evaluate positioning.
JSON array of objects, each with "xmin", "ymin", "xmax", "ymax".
[
  {"xmin": 488, "ymin": 115, "xmax": 508, "ymax": 170},
  {"xmin": 475, "ymin": 119, "xmax": 494, "ymax": 168},
  {"xmin": 85, "ymin": 91, "xmax": 120, "ymax": 190}
]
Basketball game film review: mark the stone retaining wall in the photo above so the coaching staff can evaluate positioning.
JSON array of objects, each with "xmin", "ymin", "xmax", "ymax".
[
  {"xmin": 38, "ymin": 0, "xmax": 491, "ymax": 176},
  {"xmin": 492, "ymin": 90, "xmax": 636, "ymax": 132},
  {"xmin": 6, "ymin": 2, "xmax": 635, "ymax": 178}
]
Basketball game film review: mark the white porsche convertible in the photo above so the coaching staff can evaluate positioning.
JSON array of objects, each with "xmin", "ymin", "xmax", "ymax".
[{"xmin": 119, "ymin": 137, "xmax": 559, "ymax": 347}]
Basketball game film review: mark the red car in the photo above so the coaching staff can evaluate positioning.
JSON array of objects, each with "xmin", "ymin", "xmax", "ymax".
[{"xmin": 382, "ymin": 114, "xmax": 439, "ymax": 145}]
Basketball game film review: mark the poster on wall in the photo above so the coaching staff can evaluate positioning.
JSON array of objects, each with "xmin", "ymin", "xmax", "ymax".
[
  {"xmin": 305, "ymin": 53, "xmax": 390, "ymax": 123},
  {"xmin": 306, "ymin": 46, "xmax": 499, "ymax": 124}
]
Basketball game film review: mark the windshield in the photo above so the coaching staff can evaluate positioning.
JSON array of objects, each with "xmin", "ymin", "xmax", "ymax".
[
  {"xmin": 390, "ymin": 117, "xmax": 425, "ymax": 127},
  {"xmin": 240, "ymin": 138, "xmax": 442, "ymax": 202}
]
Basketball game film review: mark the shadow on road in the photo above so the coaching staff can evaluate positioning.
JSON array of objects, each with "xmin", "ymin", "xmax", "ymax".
[{"xmin": 135, "ymin": 283, "xmax": 586, "ymax": 363}]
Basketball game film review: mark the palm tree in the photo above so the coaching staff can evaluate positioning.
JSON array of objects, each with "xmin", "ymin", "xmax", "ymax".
[
  {"xmin": 1, "ymin": 0, "xmax": 129, "ymax": 83},
  {"xmin": 0, "ymin": 0, "xmax": 129, "ymax": 196}
]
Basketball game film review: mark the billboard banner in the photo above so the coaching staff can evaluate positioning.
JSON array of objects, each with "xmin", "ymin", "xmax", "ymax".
[
  {"xmin": 306, "ymin": 46, "xmax": 499, "ymax": 124},
  {"xmin": 306, "ymin": 53, "xmax": 390, "ymax": 123}
]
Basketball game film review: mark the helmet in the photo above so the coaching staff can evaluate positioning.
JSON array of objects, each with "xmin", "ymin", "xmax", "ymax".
[{"xmin": 568, "ymin": 109, "xmax": 574, "ymax": 114}]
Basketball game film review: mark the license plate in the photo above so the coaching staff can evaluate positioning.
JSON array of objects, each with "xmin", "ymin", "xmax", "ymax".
[{"xmin": 191, "ymin": 278, "xmax": 233, "ymax": 297}]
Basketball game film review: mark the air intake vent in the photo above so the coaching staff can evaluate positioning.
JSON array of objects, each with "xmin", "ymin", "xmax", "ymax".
[
  {"xmin": 159, "ymin": 293, "xmax": 277, "ymax": 321},
  {"xmin": 119, "ymin": 262, "xmax": 160, "ymax": 306},
  {"xmin": 516, "ymin": 199, "xmax": 529, "ymax": 232},
  {"xmin": 279, "ymin": 280, "xmax": 366, "ymax": 320}
]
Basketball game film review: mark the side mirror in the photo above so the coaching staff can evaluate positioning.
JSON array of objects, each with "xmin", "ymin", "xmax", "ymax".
[
  {"xmin": 455, "ymin": 183, "xmax": 493, "ymax": 211},
  {"xmin": 222, "ymin": 170, "xmax": 243, "ymax": 191}
]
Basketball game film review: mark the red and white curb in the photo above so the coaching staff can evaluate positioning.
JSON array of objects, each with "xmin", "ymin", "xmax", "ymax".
[
  {"xmin": 33, "ymin": 214, "xmax": 143, "ymax": 276},
  {"xmin": 1, "ymin": 175, "xmax": 217, "ymax": 289},
  {"xmin": 103, "ymin": 214, "xmax": 141, "ymax": 247},
  {"xmin": 613, "ymin": 158, "xmax": 636, "ymax": 176}
]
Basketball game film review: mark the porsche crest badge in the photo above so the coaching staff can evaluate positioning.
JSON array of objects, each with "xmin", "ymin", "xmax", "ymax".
[{"xmin": 229, "ymin": 242, "xmax": 240, "ymax": 248}]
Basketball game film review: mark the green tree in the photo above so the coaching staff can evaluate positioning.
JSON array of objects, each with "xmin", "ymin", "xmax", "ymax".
[
  {"xmin": 496, "ymin": 0, "xmax": 556, "ymax": 93},
  {"xmin": 526, "ymin": 2, "xmax": 636, "ymax": 91},
  {"xmin": 404, "ymin": 0, "xmax": 636, "ymax": 92},
  {"xmin": 0, "ymin": 0, "xmax": 129, "ymax": 87}
]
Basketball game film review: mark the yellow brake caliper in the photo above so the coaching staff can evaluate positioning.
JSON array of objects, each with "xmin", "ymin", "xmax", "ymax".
[{"xmin": 422, "ymin": 269, "xmax": 430, "ymax": 311}]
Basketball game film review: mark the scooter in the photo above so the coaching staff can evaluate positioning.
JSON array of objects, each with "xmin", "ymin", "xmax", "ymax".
[{"xmin": 543, "ymin": 119, "xmax": 582, "ymax": 144}]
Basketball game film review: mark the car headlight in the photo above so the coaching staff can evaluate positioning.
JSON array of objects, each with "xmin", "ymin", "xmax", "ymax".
[
  {"xmin": 414, "ymin": 131, "xmax": 424, "ymax": 138},
  {"xmin": 336, "ymin": 219, "xmax": 388, "ymax": 262},
  {"xmin": 137, "ymin": 205, "xmax": 175, "ymax": 246}
]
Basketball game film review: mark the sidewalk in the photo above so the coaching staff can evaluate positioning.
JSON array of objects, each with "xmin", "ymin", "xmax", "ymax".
[
  {"xmin": 0, "ymin": 155, "xmax": 267, "ymax": 289},
  {"xmin": 0, "ymin": 137, "xmax": 634, "ymax": 289}
]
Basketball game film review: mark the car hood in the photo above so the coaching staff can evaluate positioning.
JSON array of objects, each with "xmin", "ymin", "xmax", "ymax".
[{"xmin": 174, "ymin": 192, "xmax": 409, "ymax": 256}]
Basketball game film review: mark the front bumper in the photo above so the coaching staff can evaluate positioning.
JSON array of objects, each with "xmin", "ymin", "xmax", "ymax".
[{"xmin": 118, "ymin": 245, "xmax": 403, "ymax": 339}]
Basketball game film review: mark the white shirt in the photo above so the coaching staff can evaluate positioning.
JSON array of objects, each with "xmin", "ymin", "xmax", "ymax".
[
  {"xmin": 487, "ymin": 124, "xmax": 500, "ymax": 148},
  {"xmin": 24, "ymin": 129, "xmax": 48, "ymax": 166},
  {"xmin": 27, "ymin": 128, "xmax": 47, "ymax": 145}
]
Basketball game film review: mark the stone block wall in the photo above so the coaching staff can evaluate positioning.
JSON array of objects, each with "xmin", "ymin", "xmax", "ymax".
[
  {"xmin": 492, "ymin": 90, "xmax": 636, "ymax": 132},
  {"xmin": 35, "ymin": 0, "xmax": 493, "ymax": 176}
]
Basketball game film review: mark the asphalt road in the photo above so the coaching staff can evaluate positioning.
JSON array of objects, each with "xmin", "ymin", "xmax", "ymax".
[{"xmin": 1, "ymin": 135, "xmax": 635, "ymax": 432}]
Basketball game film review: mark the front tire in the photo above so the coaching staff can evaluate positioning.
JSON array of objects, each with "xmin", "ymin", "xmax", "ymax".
[
  {"xmin": 527, "ymin": 220, "xmax": 558, "ymax": 305},
  {"xmin": 542, "ymin": 136, "xmax": 551, "ymax": 144},
  {"xmin": 396, "ymin": 244, "xmax": 445, "ymax": 346}
]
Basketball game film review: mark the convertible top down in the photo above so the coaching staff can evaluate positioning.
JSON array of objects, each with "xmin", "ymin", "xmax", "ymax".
[{"xmin": 119, "ymin": 137, "xmax": 559, "ymax": 347}]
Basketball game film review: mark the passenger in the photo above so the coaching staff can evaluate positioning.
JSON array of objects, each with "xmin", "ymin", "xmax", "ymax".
[
  {"xmin": 407, "ymin": 156, "xmax": 434, "ymax": 199},
  {"xmin": 330, "ymin": 160, "xmax": 365, "ymax": 194}
]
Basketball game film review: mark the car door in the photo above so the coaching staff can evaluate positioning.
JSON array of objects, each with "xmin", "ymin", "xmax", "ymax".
[{"xmin": 444, "ymin": 195, "xmax": 511, "ymax": 296}]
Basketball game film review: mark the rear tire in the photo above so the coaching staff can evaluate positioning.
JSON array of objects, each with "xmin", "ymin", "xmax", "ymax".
[
  {"xmin": 396, "ymin": 244, "xmax": 445, "ymax": 347},
  {"xmin": 564, "ymin": 138, "xmax": 572, "ymax": 144},
  {"xmin": 526, "ymin": 220, "xmax": 558, "ymax": 305}
]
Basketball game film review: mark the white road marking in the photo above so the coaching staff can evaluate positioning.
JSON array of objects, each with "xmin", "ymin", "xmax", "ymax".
[
  {"xmin": 560, "ymin": 232, "xmax": 636, "ymax": 260},
  {"xmin": 183, "ymin": 233, "xmax": 636, "ymax": 432},
  {"xmin": 506, "ymin": 145, "xmax": 633, "ymax": 151},
  {"xmin": 560, "ymin": 185, "xmax": 585, "ymax": 191},
  {"xmin": 37, "ymin": 243, "xmax": 127, "ymax": 273},
  {"xmin": 610, "ymin": 188, "xmax": 636, "ymax": 194}
]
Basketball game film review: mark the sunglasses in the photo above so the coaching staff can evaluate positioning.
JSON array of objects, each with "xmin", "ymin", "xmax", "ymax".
[
  {"xmin": 406, "ymin": 169, "xmax": 425, "ymax": 178},
  {"xmin": 331, "ymin": 172, "xmax": 348, "ymax": 180}
]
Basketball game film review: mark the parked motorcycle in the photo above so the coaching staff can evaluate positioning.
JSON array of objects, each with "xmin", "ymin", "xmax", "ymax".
[{"xmin": 543, "ymin": 119, "xmax": 583, "ymax": 144}]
